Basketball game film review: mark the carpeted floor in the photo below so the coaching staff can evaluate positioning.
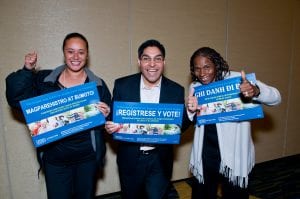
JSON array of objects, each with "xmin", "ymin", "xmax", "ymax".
[
  {"xmin": 96, "ymin": 154, "xmax": 300, "ymax": 199},
  {"xmin": 248, "ymin": 154, "xmax": 300, "ymax": 199}
]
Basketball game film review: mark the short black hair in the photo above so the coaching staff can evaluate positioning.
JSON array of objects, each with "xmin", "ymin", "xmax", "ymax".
[
  {"xmin": 62, "ymin": 32, "xmax": 89, "ymax": 52},
  {"xmin": 138, "ymin": 39, "xmax": 166, "ymax": 59}
]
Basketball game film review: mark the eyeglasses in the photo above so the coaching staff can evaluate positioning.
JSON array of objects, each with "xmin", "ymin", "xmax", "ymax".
[{"xmin": 140, "ymin": 56, "xmax": 164, "ymax": 64}]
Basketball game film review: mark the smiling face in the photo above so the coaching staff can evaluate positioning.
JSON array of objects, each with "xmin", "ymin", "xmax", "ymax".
[
  {"xmin": 138, "ymin": 46, "xmax": 165, "ymax": 87},
  {"xmin": 63, "ymin": 37, "xmax": 88, "ymax": 72},
  {"xmin": 193, "ymin": 55, "xmax": 217, "ymax": 85}
]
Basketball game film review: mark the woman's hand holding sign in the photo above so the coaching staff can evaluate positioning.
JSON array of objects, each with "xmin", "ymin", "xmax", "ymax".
[
  {"xmin": 186, "ymin": 87, "xmax": 199, "ymax": 113},
  {"xmin": 240, "ymin": 70, "xmax": 260, "ymax": 98},
  {"xmin": 96, "ymin": 102, "xmax": 110, "ymax": 117}
]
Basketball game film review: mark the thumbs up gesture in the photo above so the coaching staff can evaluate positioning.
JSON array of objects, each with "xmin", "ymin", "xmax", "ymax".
[
  {"xmin": 240, "ymin": 70, "xmax": 260, "ymax": 98},
  {"xmin": 186, "ymin": 87, "xmax": 198, "ymax": 113}
]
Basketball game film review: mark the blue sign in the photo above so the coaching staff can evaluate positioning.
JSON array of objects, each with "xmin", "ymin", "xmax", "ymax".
[
  {"xmin": 112, "ymin": 102, "xmax": 183, "ymax": 144},
  {"xmin": 20, "ymin": 82, "xmax": 105, "ymax": 147},
  {"xmin": 194, "ymin": 73, "xmax": 264, "ymax": 125}
]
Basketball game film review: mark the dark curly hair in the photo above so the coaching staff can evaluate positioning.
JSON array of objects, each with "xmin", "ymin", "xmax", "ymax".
[{"xmin": 190, "ymin": 47, "xmax": 230, "ymax": 82}]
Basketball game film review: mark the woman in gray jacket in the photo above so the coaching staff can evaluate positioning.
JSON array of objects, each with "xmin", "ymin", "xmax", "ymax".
[{"xmin": 6, "ymin": 32, "xmax": 111, "ymax": 199}]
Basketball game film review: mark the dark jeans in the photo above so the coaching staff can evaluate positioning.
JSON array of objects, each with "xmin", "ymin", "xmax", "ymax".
[
  {"xmin": 119, "ymin": 150, "xmax": 169, "ymax": 199},
  {"xmin": 44, "ymin": 159, "xmax": 97, "ymax": 199}
]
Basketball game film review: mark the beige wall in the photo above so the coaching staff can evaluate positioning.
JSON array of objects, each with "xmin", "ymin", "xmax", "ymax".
[{"xmin": 0, "ymin": 0, "xmax": 299, "ymax": 198}]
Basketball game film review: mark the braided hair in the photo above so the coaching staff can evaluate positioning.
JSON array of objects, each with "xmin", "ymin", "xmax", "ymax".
[{"xmin": 190, "ymin": 47, "xmax": 230, "ymax": 82}]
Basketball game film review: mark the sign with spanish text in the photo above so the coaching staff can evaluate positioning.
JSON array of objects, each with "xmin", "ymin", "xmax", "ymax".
[
  {"xmin": 112, "ymin": 101, "xmax": 183, "ymax": 144},
  {"xmin": 20, "ymin": 82, "xmax": 105, "ymax": 147},
  {"xmin": 194, "ymin": 73, "xmax": 264, "ymax": 125}
]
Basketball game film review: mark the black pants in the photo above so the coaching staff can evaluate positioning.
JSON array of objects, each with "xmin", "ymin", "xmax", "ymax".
[
  {"xmin": 191, "ymin": 168, "xmax": 249, "ymax": 199},
  {"xmin": 44, "ymin": 159, "xmax": 97, "ymax": 199},
  {"xmin": 119, "ymin": 150, "xmax": 169, "ymax": 199},
  {"xmin": 193, "ymin": 124, "xmax": 249, "ymax": 199}
]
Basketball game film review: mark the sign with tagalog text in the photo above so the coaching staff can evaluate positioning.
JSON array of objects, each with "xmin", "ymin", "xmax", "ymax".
[{"xmin": 20, "ymin": 82, "xmax": 105, "ymax": 147}]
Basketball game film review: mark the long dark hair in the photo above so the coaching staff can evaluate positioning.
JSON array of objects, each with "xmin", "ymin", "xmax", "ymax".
[{"xmin": 190, "ymin": 47, "xmax": 229, "ymax": 82}]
